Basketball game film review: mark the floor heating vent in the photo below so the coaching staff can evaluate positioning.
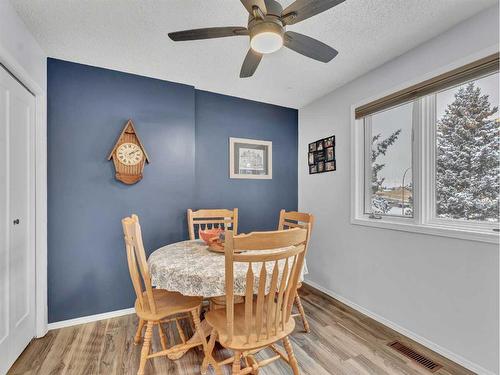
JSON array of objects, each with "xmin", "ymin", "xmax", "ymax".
[{"xmin": 388, "ymin": 341, "xmax": 442, "ymax": 372}]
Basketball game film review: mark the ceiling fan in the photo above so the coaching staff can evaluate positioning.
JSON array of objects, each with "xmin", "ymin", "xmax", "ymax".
[{"xmin": 168, "ymin": 0, "xmax": 344, "ymax": 78}]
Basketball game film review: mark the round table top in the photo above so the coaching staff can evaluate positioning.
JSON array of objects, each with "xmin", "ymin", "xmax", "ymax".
[{"xmin": 148, "ymin": 239, "xmax": 307, "ymax": 298}]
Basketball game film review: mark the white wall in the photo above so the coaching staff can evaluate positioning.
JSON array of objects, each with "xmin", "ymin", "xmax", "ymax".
[
  {"xmin": 299, "ymin": 5, "xmax": 499, "ymax": 375},
  {"xmin": 0, "ymin": 0, "xmax": 46, "ymax": 90}
]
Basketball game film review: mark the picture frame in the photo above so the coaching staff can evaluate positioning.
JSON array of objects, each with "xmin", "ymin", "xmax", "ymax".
[
  {"xmin": 229, "ymin": 137, "xmax": 272, "ymax": 179},
  {"xmin": 308, "ymin": 152, "xmax": 315, "ymax": 165},
  {"xmin": 308, "ymin": 136, "xmax": 336, "ymax": 174}
]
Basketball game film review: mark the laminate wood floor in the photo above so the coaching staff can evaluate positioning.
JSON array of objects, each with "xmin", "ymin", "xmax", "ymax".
[{"xmin": 8, "ymin": 284, "xmax": 474, "ymax": 375}]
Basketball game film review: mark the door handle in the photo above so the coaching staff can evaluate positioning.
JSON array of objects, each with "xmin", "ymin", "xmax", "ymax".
[{"xmin": 13, "ymin": 219, "xmax": 20, "ymax": 225}]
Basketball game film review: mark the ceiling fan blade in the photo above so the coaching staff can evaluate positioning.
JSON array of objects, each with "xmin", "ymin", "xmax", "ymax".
[
  {"xmin": 284, "ymin": 31, "xmax": 338, "ymax": 63},
  {"xmin": 240, "ymin": 49, "xmax": 263, "ymax": 78},
  {"xmin": 240, "ymin": 0, "xmax": 267, "ymax": 15},
  {"xmin": 281, "ymin": 0, "xmax": 345, "ymax": 25},
  {"xmin": 169, "ymin": 27, "xmax": 248, "ymax": 42}
]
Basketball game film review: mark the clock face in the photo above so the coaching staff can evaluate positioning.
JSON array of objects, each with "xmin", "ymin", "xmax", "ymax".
[{"xmin": 116, "ymin": 142, "xmax": 143, "ymax": 166}]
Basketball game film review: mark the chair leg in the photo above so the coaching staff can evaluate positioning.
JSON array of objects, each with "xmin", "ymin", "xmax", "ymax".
[
  {"xmin": 175, "ymin": 318, "xmax": 187, "ymax": 344},
  {"xmin": 283, "ymin": 336, "xmax": 300, "ymax": 375},
  {"xmin": 157, "ymin": 322, "xmax": 168, "ymax": 351},
  {"xmin": 294, "ymin": 291, "xmax": 310, "ymax": 333},
  {"xmin": 138, "ymin": 321, "xmax": 153, "ymax": 375},
  {"xmin": 232, "ymin": 351, "xmax": 242, "ymax": 374},
  {"xmin": 134, "ymin": 318, "xmax": 145, "ymax": 345},
  {"xmin": 186, "ymin": 312, "xmax": 195, "ymax": 334}
]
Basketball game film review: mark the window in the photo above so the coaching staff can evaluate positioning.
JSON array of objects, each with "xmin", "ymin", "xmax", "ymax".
[
  {"xmin": 352, "ymin": 55, "xmax": 499, "ymax": 243},
  {"xmin": 364, "ymin": 102, "xmax": 414, "ymax": 217}
]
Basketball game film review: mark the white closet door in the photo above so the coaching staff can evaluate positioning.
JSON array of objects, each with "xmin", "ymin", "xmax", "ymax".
[{"xmin": 0, "ymin": 65, "xmax": 36, "ymax": 375}]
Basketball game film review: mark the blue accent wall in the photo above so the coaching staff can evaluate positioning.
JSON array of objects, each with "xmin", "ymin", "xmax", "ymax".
[
  {"xmin": 47, "ymin": 58, "xmax": 297, "ymax": 322},
  {"xmin": 195, "ymin": 90, "xmax": 298, "ymax": 232}
]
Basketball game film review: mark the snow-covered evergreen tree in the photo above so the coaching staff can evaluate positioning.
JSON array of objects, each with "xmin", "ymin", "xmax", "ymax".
[
  {"xmin": 436, "ymin": 82, "xmax": 499, "ymax": 221},
  {"xmin": 372, "ymin": 129, "xmax": 401, "ymax": 194},
  {"xmin": 371, "ymin": 129, "xmax": 401, "ymax": 213}
]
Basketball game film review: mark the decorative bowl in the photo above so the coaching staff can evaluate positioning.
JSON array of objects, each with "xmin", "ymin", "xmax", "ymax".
[
  {"xmin": 199, "ymin": 228, "xmax": 223, "ymax": 244},
  {"xmin": 207, "ymin": 237, "xmax": 225, "ymax": 253},
  {"xmin": 206, "ymin": 236, "xmax": 243, "ymax": 254}
]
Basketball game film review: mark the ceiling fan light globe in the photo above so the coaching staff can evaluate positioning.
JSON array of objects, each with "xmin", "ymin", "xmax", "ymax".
[{"xmin": 250, "ymin": 32, "xmax": 283, "ymax": 54}]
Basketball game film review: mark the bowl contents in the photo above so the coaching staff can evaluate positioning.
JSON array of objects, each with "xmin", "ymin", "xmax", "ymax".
[{"xmin": 199, "ymin": 228, "xmax": 223, "ymax": 244}]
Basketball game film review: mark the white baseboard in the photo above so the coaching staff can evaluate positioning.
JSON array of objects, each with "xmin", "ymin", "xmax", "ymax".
[
  {"xmin": 47, "ymin": 307, "xmax": 135, "ymax": 331},
  {"xmin": 303, "ymin": 280, "xmax": 496, "ymax": 375}
]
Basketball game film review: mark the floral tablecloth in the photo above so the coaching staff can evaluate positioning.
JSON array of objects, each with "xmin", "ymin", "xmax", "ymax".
[{"xmin": 148, "ymin": 240, "xmax": 307, "ymax": 298}]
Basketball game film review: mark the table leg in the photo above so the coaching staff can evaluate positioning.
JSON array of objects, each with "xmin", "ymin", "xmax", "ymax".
[
  {"xmin": 166, "ymin": 296, "xmax": 242, "ymax": 360},
  {"xmin": 166, "ymin": 317, "xmax": 210, "ymax": 360},
  {"xmin": 201, "ymin": 329, "xmax": 218, "ymax": 374}
]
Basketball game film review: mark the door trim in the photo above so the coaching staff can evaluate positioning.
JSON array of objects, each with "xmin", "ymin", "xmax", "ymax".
[{"xmin": 0, "ymin": 45, "xmax": 47, "ymax": 338}]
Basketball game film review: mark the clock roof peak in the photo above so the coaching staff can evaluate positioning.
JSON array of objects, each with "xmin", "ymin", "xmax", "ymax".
[{"xmin": 108, "ymin": 119, "xmax": 150, "ymax": 162}]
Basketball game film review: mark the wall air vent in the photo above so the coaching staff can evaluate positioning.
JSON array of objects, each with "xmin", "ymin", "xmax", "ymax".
[{"xmin": 388, "ymin": 341, "xmax": 442, "ymax": 372}]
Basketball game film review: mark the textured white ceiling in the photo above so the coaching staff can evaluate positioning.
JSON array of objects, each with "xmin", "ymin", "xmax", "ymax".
[{"xmin": 11, "ymin": 0, "xmax": 497, "ymax": 108}]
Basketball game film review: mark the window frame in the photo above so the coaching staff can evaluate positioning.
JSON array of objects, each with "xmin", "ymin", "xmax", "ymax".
[{"xmin": 351, "ymin": 59, "xmax": 499, "ymax": 244}]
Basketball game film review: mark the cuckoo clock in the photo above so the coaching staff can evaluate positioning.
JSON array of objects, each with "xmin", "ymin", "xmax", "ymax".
[{"xmin": 108, "ymin": 120, "xmax": 150, "ymax": 184}]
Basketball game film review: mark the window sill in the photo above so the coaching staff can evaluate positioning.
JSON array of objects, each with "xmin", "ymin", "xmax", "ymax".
[{"xmin": 351, "ymin": 215, "xmax": 499, "ymax": 244}]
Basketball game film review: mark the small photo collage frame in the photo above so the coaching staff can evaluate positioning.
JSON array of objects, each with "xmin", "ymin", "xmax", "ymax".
[{"xmin": 308, "ymin": 136, "xmax": 336, "ymax": 174}]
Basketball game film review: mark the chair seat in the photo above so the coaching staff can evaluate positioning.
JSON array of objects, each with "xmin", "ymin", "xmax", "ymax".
[
  {"xmin": 205, "ymin": 302, "xmax": 295, "ymax": 351},
  {"xmin": 135, "ymin": 289, "xmax": 202, "ymax": 321}
]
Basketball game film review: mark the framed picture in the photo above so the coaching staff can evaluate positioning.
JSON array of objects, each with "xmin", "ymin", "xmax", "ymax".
[
  {"xmin": 308, "ymin": 136, "xmax": 336, "ymax": 174},
  {"xmin": 308, "ymin": 153, "xmax": 315, "ymax": 165},
  {"xmin": 326, "ymin": 147, "xmax": 334, "ymax": 161},
  {"xmin": 324, "ymin": 136, "xmax": 334, "ymax": 147},
  {"xmin": 229, "ymin": 137, "xmax": 272, "ymax": 179},
  {"xmin": 325, "ymin": 161, "xmax": 336, "ymax": 171}
]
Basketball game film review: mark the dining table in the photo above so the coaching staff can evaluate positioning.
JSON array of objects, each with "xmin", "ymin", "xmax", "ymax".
[{"xmin": 147, "ymin": 239, "xmax": 308, "ymax": 360}]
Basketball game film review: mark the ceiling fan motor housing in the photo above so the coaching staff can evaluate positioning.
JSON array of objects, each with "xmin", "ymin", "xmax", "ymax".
[
  {"xmin": 248, "ymin": 0, "xmax": 285, "ymax": 54},
  {"xmin": 247, "ymin": 0, "xmax": 284, "ymax": 29},
  {"xmin": 249, "ymin": 21, "xmax": 284, "ymax": 42}
]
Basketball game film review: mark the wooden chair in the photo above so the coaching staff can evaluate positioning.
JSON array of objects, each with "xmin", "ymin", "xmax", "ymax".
[
  {"xmin": 278, "ymin": 210, "xmax": 314, "ymax": 333},
  {"xmin": 202, "ymin": 228, "xmax": 308, "ymax": 375},
  {"xmin": 187, "ymin": 208, "xmax": 238, "ymax": 240},
  {"xmin": 122, "ymin": 215, "xmax": 203, "ymax": 375}
]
